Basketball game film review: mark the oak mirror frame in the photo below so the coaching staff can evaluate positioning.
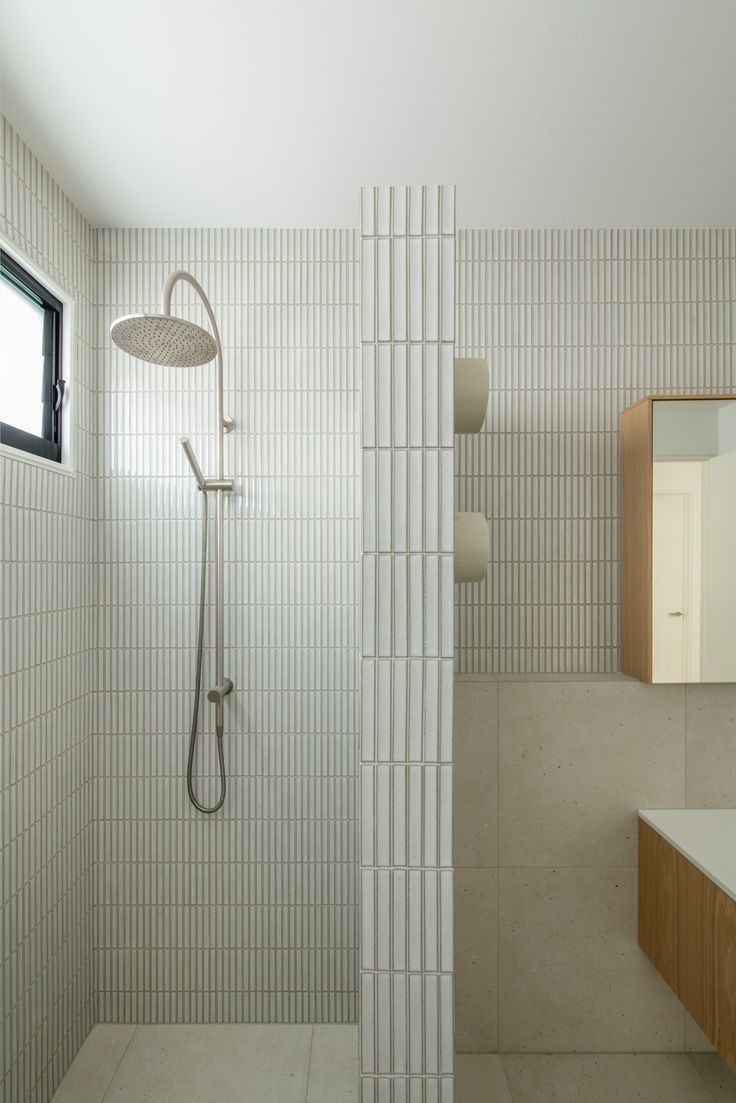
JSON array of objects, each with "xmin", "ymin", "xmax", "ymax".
[{"xmin": 621, "ymin": 394, "xmax": 736, "ymax": 683}]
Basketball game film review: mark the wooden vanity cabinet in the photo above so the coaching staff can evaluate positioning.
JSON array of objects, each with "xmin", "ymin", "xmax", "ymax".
[{"xmin": 638, "ymin": 817, "xmax": 736, "ymax": 1070}]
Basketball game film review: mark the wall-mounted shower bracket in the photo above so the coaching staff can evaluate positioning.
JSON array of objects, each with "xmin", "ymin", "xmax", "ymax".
[
  {"xmin": 181, "ymin": 438, "xmax": 235, "ymax": 492},
  {"xmin": 203, "ymin": 479, "xmax": 235, "ymax": 492},
  {"xmin": 207, "ymin": 678, "xmax": 234, "ymax": 704}
]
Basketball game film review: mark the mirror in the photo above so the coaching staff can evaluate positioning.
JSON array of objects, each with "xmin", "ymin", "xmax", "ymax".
[{"xmin": 652, "ymin": 399, "xmax": 736, "ymax": 682}]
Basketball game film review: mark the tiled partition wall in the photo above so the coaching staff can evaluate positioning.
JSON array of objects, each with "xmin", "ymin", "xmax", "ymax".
[
  {"xmin": 360, "ymin": 186, "xmax": 455, "ymax": 1101},
  {"xmin": 455, "ymin": 228, "xmax": 736, "ymax": 673},
  {"xmin": 96, "ymin": 227, "xmax": 360, "ymax": 1022},
  {"xmin": 1, "ymin": 117, "xmax": 97, "ymax": 1101}
]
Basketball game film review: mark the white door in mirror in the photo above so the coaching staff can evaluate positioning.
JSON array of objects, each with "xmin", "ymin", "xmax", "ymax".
[{"xmin": 652, "ymin": 461, "xmax": 702, "ymax": 683}]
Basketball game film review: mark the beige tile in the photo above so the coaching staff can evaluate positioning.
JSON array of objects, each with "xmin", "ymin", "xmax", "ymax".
[
  {"xmin": 51, "ymin": 1025, "xmax": 136, "ymax": 1103},
  {"xmin": 498, "ymin": 867, "xmax": 684, "ymax": 1052},
  {"xmin": 499, "ymin": 681, "xmax": 685, "ymax": 867},
  {"xmin": 455, "ymin": 868, "xmax": 498, "ymax": 1053},
  {"xmin": 501, "ymin": 1053, "xmax": 713, "ymax": 1102},
  {"xmin": 686, "ymin": 685, "xmax": 736, "ymax": 807},
  {"xmin": 455, "ymin": 1054, "xmax": 511, "ymax": 1102},
  {"xmin": 685, "ymin": 1011, "xmax": 716, "ymax": 1053},
  {"xmin": 103, "ymin": 1025, "xmax": 312, "ymax": 1103},
  {"xmin": 688, "ymin": 1053, "xmax": 736, "ymax": 1101},
  {"xmin": 307, "ymin": 1025, "xmax": 358, "ymax": 1102},
  {"xmin": 454, "ymin": 680, "xmax": 498, "ymax": 866}
]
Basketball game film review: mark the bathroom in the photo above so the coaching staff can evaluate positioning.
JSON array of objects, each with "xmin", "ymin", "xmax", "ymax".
[{"xmin": 1, "ymin": 2, "xmax": 736, "ymax": 1101}]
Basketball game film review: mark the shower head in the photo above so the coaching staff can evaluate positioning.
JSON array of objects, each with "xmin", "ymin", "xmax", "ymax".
[{"xmin": 110, "ymin": 313, "xmax": 217, "ymax": 367}]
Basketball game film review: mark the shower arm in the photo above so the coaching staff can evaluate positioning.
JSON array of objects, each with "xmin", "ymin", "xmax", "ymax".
[
  {"xmin": 161, "ymin": 271, "xmax": 234, "ymax": 468},
  {"xmin": 163, "ymin": 270, "xmax": 234, "ymax": 718}
]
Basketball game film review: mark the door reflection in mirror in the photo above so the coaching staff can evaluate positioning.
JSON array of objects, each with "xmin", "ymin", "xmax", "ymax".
[{"xmin": 652, "ymin": 399, "xmax": 736, "ymax": 683}]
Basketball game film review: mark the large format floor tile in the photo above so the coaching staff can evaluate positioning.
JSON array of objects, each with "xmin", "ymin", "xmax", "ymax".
[
  {"xmin": 307, "ymin": 1024, "xmax": 359, "ymax": 1101},
  {"xmin": 686, "ymin": 685, "xmax": 736, "ymax": 807},
  {"xmin": 102, "ymin": 1025, "xmax": 312, "ymax": 1103},
  {"xmin": 455, "ymin": 1053, "xmax": 512, "ymax": 1102},
  {"xmin": 499, "ymin": 867, "xmax": 684, "ymax": 1052},
  {"xmin": 51, "ymin": 1026, "xmax": 136, "ymax": 1103},
  {"xmin": 50, "ymin": 1024, "xmax": 360, "ymax": 1103},
  {"xmin": 688, "ymin": 1054, "xmax": 736, "ymax": 1102},
  {"xmin": 454, "ymin": 680, "xmax": 499, "ymax": 866},
  {"xmin": 455, "ymin": 868, "xmax": 499, "ymax": 1052},
  {"xmin": 498, "ymin": 681, "xmax": 685, "ymax": 867},
  {"xmin": 500, "ymin": 1054, "xmax": 714, "ymax": 1102}
]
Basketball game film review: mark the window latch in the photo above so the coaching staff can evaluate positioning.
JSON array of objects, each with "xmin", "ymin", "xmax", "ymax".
[{"xmin": 53, "ymin": 378, "xmax": 66, "ymax": 412}]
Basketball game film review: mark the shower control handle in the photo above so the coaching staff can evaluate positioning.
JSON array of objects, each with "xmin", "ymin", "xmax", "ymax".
[
  {"xmin": 181, "ymin": 439, "xmax": 235, "ymax": 492},
  {"xmin": 180, "ymin": 437, "xmax": 206, "ymax": 490},
  {"xmin": 207, "ymin": 678, "xmax": 234, "ymax": 704}
]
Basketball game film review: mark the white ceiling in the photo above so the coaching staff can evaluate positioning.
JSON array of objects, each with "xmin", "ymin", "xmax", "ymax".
[{"xmin": 1, "ymin": 0, "xmax": 735, "ymax": 228}]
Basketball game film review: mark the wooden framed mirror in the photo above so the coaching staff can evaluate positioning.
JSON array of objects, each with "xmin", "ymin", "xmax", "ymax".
[{"xmin": 621, "ymin": 394, "xmax": 736, "ymax": 683}]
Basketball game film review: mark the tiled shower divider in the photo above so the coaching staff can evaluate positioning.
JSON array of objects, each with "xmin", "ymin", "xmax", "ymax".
[
  {"xmin": 454, "ymin": 228, "xmax": 736, "ymax": 674},
  {"xmin": 360, "ymin": 186, "xmax": 456, "ymax": 1101},
  {"xmin": 96, "ymin": 227, "xmax": 360, "ymax": 1023},
  {"xmin": 1, "ymin": 117, "xmax": 97, "ymax": 1102}
]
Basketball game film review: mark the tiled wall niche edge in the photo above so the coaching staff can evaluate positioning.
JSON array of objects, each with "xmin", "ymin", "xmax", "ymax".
[{"xmin": 360, "ymin": 185, "xmax": 456, "ymax": 1101}]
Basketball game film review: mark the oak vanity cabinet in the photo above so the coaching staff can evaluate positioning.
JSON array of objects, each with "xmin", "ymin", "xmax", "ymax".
[{"xmin": 621, "ymin": 395, "xmax": 736, "ymax": 683}]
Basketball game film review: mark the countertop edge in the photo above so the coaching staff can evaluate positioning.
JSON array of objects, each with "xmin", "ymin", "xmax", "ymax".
[{"xmin": 639, "ymin": 809, "xmax": 736, "ymax": 905}]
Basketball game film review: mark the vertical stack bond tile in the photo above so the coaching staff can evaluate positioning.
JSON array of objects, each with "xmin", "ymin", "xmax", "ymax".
[
  {"xmin": 360, "ymin": 186, "xmax": 455, "ymax": 1102},
  {"xmin": 0, "ymin": 116, "xmax": 97, "ymax": 1102},
  {"xmin": 95, "ymin": 227, "xmax": 360, "ymax": 1024},
  {"xmin": 454, "ymin": 228, "xmax": 736, "ymax": 674}
]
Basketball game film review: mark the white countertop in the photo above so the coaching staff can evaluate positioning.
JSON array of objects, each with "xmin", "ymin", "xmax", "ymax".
[{"xmin": 639, "ymin": 809, "xmax": 736, "ymax": 904}]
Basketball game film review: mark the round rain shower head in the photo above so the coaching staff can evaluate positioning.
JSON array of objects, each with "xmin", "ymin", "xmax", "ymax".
[{"xmin": 110, "ymin": 313, "xmax": 217, "ymax": 367}]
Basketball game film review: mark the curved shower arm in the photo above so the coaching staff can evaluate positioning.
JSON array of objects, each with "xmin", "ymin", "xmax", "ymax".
[
  {"xmin": 161, "ymin": 270, "xmax": 223, "ymax": 358},
  {"xmin": 160, "ymin": 269, "xmax": 232, "ymax": 476}
]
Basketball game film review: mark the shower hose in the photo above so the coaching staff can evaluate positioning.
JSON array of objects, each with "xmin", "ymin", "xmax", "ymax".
[{"xmin": 186, "ymin": 488, "xmax": 226, "ymax": 814}]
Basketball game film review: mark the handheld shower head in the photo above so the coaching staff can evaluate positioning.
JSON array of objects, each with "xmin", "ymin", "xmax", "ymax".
[{"xmin": 110, "ymin": 312, "xmax": 217, "ymax": 367}]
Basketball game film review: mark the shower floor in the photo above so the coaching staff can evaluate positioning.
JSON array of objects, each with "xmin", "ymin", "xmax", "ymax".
[{"xmin": 50, "ymin": 1023, "xmax": 358, "ymax": 1103}]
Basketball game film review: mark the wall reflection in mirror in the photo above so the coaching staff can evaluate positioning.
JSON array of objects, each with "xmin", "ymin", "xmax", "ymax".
[{"xmin": 652, "ymin": 399, "xmax": 736, "ymax": 682}]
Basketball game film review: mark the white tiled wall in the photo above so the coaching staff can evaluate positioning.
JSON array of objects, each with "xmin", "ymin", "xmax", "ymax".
[
  {"xmin": 360, "ymin": 186, "xmax": 455, "ymax": 1102},
  {"xmin": 2, "ymin": 115, "xmax": 362, "ymax": 1102},
  {"xmin": 95, "ymin": 226, "xmax": 360, "ymax": 1024},
  {"xmin": 1, "ymin": 117, "xmax": 97, "ymax": 1103},
  {"xmin": 455, "ymin": 229, "xmax": 736, "ymax": 673}
]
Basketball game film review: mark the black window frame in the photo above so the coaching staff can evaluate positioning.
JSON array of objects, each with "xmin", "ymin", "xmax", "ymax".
[{"xmin": 1, "ymin": 249, "xmax": 64, "ymax": 463}]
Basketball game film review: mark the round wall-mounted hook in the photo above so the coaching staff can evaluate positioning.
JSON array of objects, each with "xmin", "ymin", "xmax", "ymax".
[{"xmin": 223, "ymin": 415, "xmax": 235, "ymax": 433}]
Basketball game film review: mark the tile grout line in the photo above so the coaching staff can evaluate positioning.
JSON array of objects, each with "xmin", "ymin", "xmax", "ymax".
[
  {"xmin": 496, "ymin": 1053, "xmax": 515, "ymax": 1102},
  {"xmin": 304, "ymin": 1024, "xmax": 315, "ymax": 1103},
  {"xmin": 100, "ymin": 1025, "xmax": 138, "ymax": 1103},
  {"xmin": 685, "ymin": 1052, "xmax": 720, "ymax": 1103}
]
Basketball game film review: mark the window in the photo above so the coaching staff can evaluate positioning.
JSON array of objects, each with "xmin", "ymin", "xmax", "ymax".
[{"xmin": 0, "ymin": 249, "xmax": 64, "ymax": 462}]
